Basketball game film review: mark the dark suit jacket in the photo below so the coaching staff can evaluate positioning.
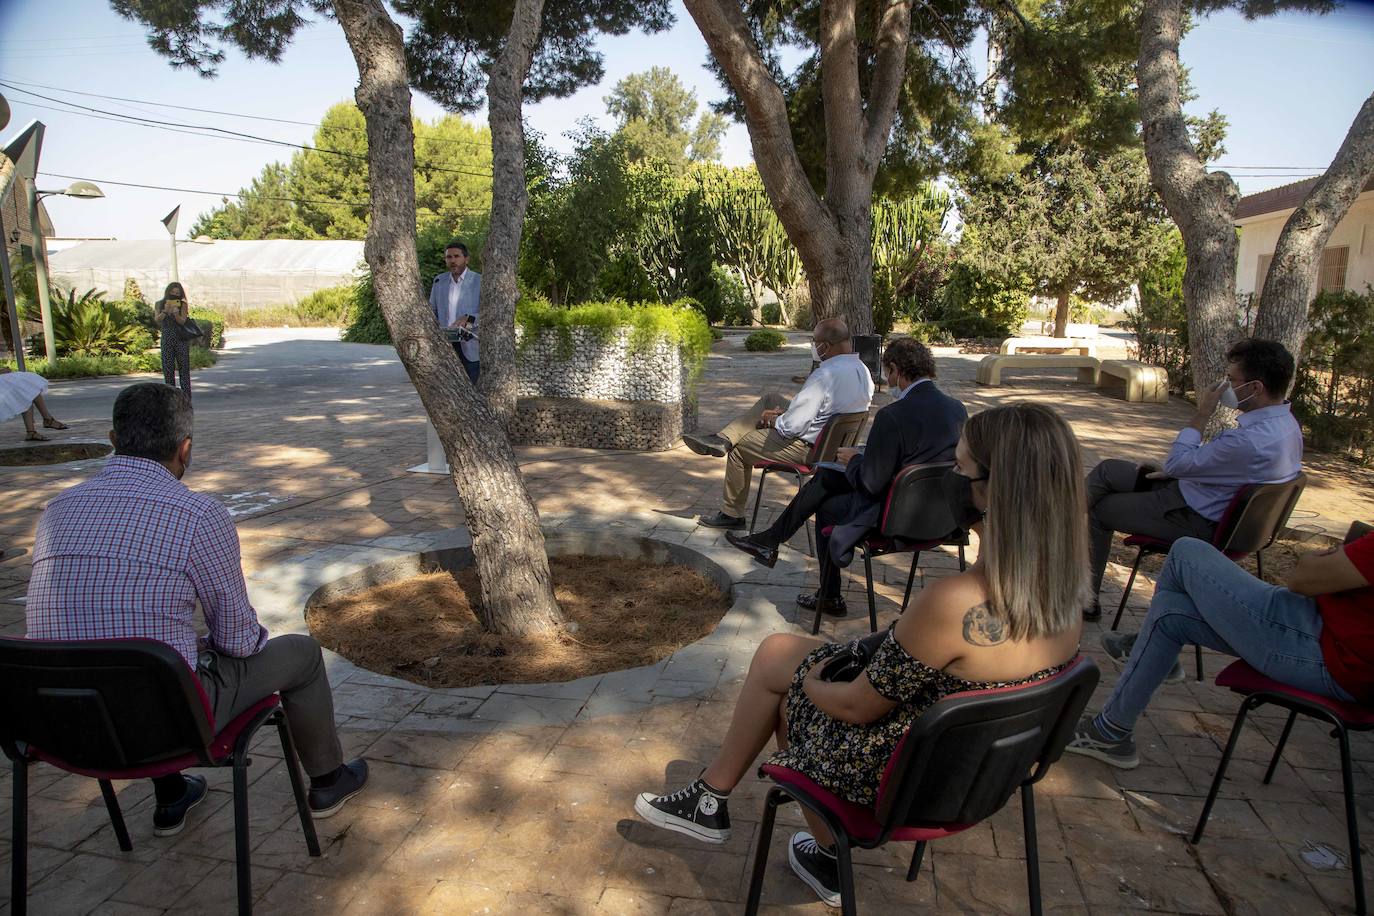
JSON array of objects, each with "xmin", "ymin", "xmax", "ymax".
[{"xmin": 827, "ymin": 379, "xmax": 968, "ymax": 566}]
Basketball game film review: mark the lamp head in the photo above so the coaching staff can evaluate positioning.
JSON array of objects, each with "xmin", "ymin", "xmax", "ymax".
[{"xmin": 62, "ymin": 181, "xmax": 104, "ymax": 199}]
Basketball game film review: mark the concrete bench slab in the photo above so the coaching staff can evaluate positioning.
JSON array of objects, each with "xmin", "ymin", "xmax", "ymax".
[
  {"xmin": 976, "ymin": 353, "xmax": 1101, "ymax": 387},
  {"xmin": 1098, "ymin": 358, "xmax": 1170, "ymax": 403},
  {"xmin": 999, "ymin": 336, "xmax": 1098, "ymax": 357}
]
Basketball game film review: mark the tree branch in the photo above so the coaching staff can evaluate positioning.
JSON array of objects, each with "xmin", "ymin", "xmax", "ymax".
[{"xmin": 862, "ymin": 0, "xmax": 914, "ymax": 172}]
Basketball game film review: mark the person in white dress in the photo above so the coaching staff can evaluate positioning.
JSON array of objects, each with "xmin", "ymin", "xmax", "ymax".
[{"xmin": 0, "ymin": 367, "xmax": 68, "ymax": 441}]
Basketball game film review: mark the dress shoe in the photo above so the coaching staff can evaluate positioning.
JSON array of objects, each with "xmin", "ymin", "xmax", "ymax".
[
  {"xmin": 153, "ymin": 774, "xmax": 208, "ymax": 837},
  {"xmin": 683, "ymin": 434, "xmax": 729, "ymax": 458},
  {"xmin": 1083, "ymin": 601, "xmax": 1103, "ymax": 622},
  {"xmin": 796, "ymin": 592, "xmax": 848, "ymax": 617},
  {"xmin": 700, "ymin": 512, "xmax": 746, "ymax": 530},
  {"xmin": 726, "ymin": 530, "xmax": 779, "ymax": 568}
]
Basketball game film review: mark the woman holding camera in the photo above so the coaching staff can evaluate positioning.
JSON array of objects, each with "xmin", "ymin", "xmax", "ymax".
[
  {"xmin": 155, "ymin": 281, "xmax": 194, "ymax": 401},
  {"xmin": 633, "ymin": 403, "xmax": 1087, "ymax": 906}
]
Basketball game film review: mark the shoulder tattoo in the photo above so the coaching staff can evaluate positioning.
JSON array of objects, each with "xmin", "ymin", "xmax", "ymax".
[{"xmin": 962, "ymin": 602, "xmax": 1007, "ymax": 647}]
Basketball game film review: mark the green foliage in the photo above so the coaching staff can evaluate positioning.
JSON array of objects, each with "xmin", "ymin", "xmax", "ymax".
[
  {"xmin": 761, "ymin": 302, "xmax": 782, "ymax": 325},
  {"xmin": 605, "ymin": 67, "xmax": 727, "ymax": 165},
  {"xmin": 341, "ymin": 272, "xmax": 391, "ymax": 345},
  {"xmin": 870, "ymin": 188, "xmax": 953, "ymax": 336},
  {"xmin": 695, "ymin": 165, "xmax": 798, "ymax": 323},
  {"xmin": 189, "ymin": 308, "xmax": 226, "ymax": 349},
  {"xmin": 515, "ymin": 298, "xmax": 712, "ymax": 374},
  {"xmin": 5, "ymin": 348, "xmax": 216, "ymax": 380},
  {"xmin": 1292, "ymin": 286, "xmax": 1374, "ymax": 464},
  {"xmin": 294, "ymin": 286, "xmax": 356, "ymax": 323},
  {"xmin": 1127, "ymin": 230, "xmax": 1191, "ymax": 392},
  {"xmin": 190, "ymin": 162, "xmax": 312, "ymax": 240},
  {"xmin": 712, "ymin": 267, "xmax": 754, "ymax": 327},
  {"xmin": 121, "ymin": 278, "xmax": 146, "ymax": 304},
  {"xmin": 27, "ymin": 288, "xmax": 146, "ymax": 357},
  {"xmin": 743, "ymin": 328, "xmax": 786, "ymax": 352},
  {"xmin": 934, "ymin": 263, "xmax": 1031, "ymax": 338}
]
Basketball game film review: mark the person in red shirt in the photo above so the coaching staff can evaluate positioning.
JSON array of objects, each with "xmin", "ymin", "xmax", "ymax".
[{"xmin": 1065, "ymin": 531, "xmax": 1373, "ymax": 769}]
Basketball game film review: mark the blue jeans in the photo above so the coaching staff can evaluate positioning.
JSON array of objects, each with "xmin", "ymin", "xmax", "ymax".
[{"xmin": 1099, "ymin": 537, "xmax": 1354, "ymax": 736}]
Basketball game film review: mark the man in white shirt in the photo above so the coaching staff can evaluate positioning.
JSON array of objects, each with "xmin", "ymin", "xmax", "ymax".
[
  {"xmin": 687, "ymin": 318, "xmax": 875, "ymax": 529},
  {"xmin": 428, "ymin": 240, "xmax": 482, "ymax": 383}
]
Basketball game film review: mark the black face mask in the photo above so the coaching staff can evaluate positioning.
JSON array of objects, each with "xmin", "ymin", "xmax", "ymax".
[{"xmin": 942, "ymin": 468, "xmax": 987, "ymax": 530}]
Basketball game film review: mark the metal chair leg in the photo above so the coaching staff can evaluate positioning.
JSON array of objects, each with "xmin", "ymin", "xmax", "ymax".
[
  {"xmin": 1256, "ymin": 549, "xmax": 1265, "ymax": 582},
  {"xmin": 1023, "ymin": 782, "xmax": 1042, "ymax": 916},
  {"xmin": 906, "ymin": 840, "xmax": 927, "ymax": 882},
  {"xmin": 834, "ymin": 831, "xmax": 858, "ymax": 916},
  {"xmin": 275, "ymin": 711, "xmax": 321, "ymax": 856},
  {"xmin": 1194, "ymin": 645, "xmax": 1205, "ymax": 682},
  {"xmin": 900, "ymin": 552, "xmax": 920, "ymax": 614},
  {"xmin": 232, "ymin": 747, "xmax": 253, "ymax": 916},
  {"xmin": 1111, "ymin": 549, "xmax": 1147, "ymax": 630},
  {"xmin": 98, "ymin": 779, "xmax": 132, "ymax": 852},
  {"xmin": 1263, "ymin": 710, "xmax": 1298, "ymax": 785},
  {"xmin": 863, "ymin": 549, "xmax": 878, "ymax": 633},
  {"xmin": 12, "ymin": 757, "xmax": 28, "ymax": 916},
  {"xmin": 744, "ymin": 787, "xmax": 784, "ymax": 915},
  {"xmin": 957, "ymin": 544, "xmax": 966, "ymax": 571},
  {"xmin": 749, "ymin": 468, "xmax": 771, "ymax": 533},
  {"xmin": 1337, "ymin": 725, "xmax": 1366, "ymax": 915},
  {"xmin": 798, "ymin": 474, "xmax": 814, "ymax": 557},
  {"xmin": 1192, "ymin": 696, "xmax": 1259, "ymax": 844}
]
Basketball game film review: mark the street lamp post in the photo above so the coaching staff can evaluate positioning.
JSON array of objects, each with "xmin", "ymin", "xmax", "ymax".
[{"xmin": 27, "ymin": 179, "xmax": 103, "ymax": 363}]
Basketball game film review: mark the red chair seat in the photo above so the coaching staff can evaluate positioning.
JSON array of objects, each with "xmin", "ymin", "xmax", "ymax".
[
  {"xmin": 1215, "ymin": 661, "xmax": 1374, "ymax": 726},
  {"xmin": 28, "ymin": 694, "xmax": 283, "ymax": 780},
  {"xmin": 760, "ymin": 764, "xmax": 972, "ymax": 844}
]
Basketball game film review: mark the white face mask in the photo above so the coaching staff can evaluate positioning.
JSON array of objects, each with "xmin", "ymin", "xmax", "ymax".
[
  {"xmin": 1219, "ymin": 379, "xmax": 1256, "ymax": 410},
  {"xmin": 810, "ymin": 343, "xmax": 821, "ymax": 362}
]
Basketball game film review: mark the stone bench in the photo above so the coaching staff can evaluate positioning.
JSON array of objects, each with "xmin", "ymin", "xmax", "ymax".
[
  {"xmin": 1097, "ymin": 359, "xmax": 1169, "ymax": 403},
  {"xmin": 976, "ymin": 353, "xmax": 1101, "ymax": 387},
  {"xmin": 999, "ymin": 336, "xmax": 1098, "ymax": 357}
]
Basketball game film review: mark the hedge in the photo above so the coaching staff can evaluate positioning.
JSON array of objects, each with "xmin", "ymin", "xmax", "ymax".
[{"xmin": 4, "ymin": 348, "xmax": 217, "ymax": 380}]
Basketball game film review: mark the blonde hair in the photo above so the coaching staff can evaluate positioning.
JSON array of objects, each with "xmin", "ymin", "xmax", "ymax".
[{"xmin": 963, "ymin": 403, "xmax": 1088, "ymax": 640}]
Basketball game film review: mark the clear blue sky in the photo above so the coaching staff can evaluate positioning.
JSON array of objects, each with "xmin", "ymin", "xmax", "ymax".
[{"xmin": 1, "ymin": 0, "xmax": 1371, "ymax": 240}]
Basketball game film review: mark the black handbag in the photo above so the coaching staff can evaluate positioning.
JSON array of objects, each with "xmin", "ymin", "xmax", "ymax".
[
  {"xmin": 818, "ymin": 625, "xmax": 895, "ymax": 683},
  {"xmin": 176, "ymin": 317, "xmax": 204, "ymax": 341}
]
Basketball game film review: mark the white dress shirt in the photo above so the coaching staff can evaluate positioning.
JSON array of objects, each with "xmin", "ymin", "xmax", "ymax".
[{"xmin": 774, "ymin": 353, "xmax": 875, "ymax": 443}]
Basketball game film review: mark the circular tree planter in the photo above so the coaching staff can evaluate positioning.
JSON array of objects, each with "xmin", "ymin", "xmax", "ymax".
[
  {"xmin": 0, "ymin": 441, "xmax": 113, "ymax": 467},
  {"xmin": 305, "ymin": 530, "xmax": 733, "ymax": 688}
]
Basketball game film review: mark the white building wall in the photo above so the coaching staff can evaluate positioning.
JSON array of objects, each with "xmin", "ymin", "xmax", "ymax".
[{"xmin": 1237, "ymin": 191, "xmax": 1374, "ymax": 297}]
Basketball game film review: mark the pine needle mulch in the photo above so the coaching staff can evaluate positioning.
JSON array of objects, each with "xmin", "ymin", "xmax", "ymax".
[{"xmin": 307, "ymin": 555, "xmax": 730, "ymax": 689}]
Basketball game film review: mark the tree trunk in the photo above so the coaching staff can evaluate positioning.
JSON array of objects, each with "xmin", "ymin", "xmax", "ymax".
[
  {"xmin": 682, "ymin": 0, "xmax": 910, "ymax": 337},
  {"xmin": 332, "ymin": 0, "xmax": 564, "ymax": 636},
  {"xmin": 1254, "ymin": 91, "xmax": 1374, "ymax": 361},
  {"xmin": 1137, "ymin": 0, "xmax": 1240, "ymax": 397},
  {"xmin": 481, "ymin": 0, "xmax": 546, "ymax": 427},
  {"xmin": 1053, "ymin": 291, "xmax": 1071, "ymax": 339}
]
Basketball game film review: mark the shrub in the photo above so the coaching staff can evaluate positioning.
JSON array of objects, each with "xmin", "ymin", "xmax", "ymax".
[
  {"xmin": 935, "ymin": 263, "xmax": 1030, "ymax": 338},
  {"xmin": 4, "ymin": 348, "xmax": 216, "ymax": 380},
  {"xmin": 295, "ymin": 285, "xmax": 355, "ymax": 323},
  {"xmin": 710, "ymin": 327, "xmax": 725, "ymax": 341},
  {"xmin": 744, "ymin": 328, "xmax": 786, "ymax": 352},
  {"xmin": 906, "ymin": 322, "xmax": 955, "ymax": 346},
  {"xmin": 516, "ymin": 297, "xmax": 713, "ymax": 377},
  {"xmin": 713, "ymin": 267, "xmax": 754, "ymax": 326},
  {"xmin": 341, "ymin": 272, "xmax": 391, "ymax": 344},
  {"xmin": 1293, "ymin": 286, "xmax": 1374, "ymax": 464},
  {"xmin": 27, "ymin": 288, "xmax": 146, "ymax": 357},
  {"xmin": 761, "ymin": 301, "xmax": 782, "ymax": 325}
]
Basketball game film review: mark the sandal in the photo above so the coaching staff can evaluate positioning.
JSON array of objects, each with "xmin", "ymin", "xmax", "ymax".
[
  {"xmin": 43, "ymin": 419, "xmax": 69, "ymax": 430},
  {"xmin": 25, "ymin": 431, "xmax": 50, "ymax": 442}
]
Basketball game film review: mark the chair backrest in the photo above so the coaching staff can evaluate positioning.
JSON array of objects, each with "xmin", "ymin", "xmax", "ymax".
[
  {"xmin": 0, "ymin": 638, "xmax": 214, "ymax": 771},
  {"xmin": 879, "ymin": 461, "xmax": 961, "ymax": 543},
  {"xmin": 807, "ymin": 411, "xmax": 868, "ymax": 464},
  {"xmin": 1214, "ymin": 473, "xmax": 1307, "ymax": 556},
  {"xmin": 874, "ymin": 655, "xmax": 1099, "ymax": 830}
]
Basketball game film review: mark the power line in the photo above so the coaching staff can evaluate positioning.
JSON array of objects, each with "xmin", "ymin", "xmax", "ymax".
[
  {"xmin": 0, "ymin": 75, "xmax": 491, "ymax": 149},
  {"xmin": 0, "ymin": 81, "xmax": 495, "ymax": 178}
]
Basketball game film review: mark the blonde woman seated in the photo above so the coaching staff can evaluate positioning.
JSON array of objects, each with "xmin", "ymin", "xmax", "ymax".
[
  {"xmin": 0, "ymin": 366, "xmax": 68, "ymax": 441},
  {"xmin": 634, "ymin": 403, "xmax": 1087, "ymax": 907}
]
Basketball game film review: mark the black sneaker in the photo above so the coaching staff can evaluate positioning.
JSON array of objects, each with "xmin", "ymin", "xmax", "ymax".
[
  {"xmin": 797, "ymin": 592, "xmax": 847, "ymax": 617},
  {"xmin": 1101, "ymin": 631, "xmax": 1184, "ymax": 684},
  {"xmin": 1064, "ymin": 715, "xmax": 1140, "ymax": 769},
  {"xmin": 788, "ymin": 832, "xmax": 842, "ymax": 908},
  {"xmin": 153, "ymin": 774, "xmax": 208, "ymax": 837},
  {"xmin": 308, "ymin": 758, "xmax": 369, "ymax": 818},
  {"xmin": 699, "ymin": 512, "xmax": 746, "ymax": 530},
  {"xmin": 683, "ymin": 434, "xmax": 729, "ymax": 458},
  {"xmin": 634, "ymin": 778, "xmax": 731, "ymax": 844}
]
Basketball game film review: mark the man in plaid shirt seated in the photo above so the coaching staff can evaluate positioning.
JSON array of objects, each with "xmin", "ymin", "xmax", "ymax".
[{"xmin": 26, "ymin": 383, "xmax": 368, "ymax": 836}]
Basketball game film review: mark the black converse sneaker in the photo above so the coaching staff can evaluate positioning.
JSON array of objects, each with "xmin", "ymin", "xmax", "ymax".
[
  {"xmin": 788, "ymin": 831, "xmax": 842, "ymax": 908},
  {"xmin": 634, "ymin": 778, "xmax": 731, "ymax": 843}
]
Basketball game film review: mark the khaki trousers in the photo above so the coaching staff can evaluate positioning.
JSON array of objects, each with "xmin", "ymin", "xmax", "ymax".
[{"xmin": 717, "ymin": 394, "xmax": 812, "ymax": 517}]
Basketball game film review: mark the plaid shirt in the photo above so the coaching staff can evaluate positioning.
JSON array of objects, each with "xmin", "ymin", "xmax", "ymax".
[{"xmin": 27, "ymin": 456, "xmax": 268, "ymax": 669}]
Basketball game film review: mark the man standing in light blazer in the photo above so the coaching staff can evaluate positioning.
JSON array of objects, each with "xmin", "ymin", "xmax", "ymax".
[{"xmin": 429, "ymin": 240, "xmax": 482, "ymax": 383}]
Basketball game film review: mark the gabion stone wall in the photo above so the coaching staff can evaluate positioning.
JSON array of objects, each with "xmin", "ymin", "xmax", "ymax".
[{"xmin": 510, "ymin": 327, "xmax": 698, "ymax": 451}]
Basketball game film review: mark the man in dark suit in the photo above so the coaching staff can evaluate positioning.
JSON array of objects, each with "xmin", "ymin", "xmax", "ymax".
[{"xmin": 726, "ymin": 337, "xmax": 967, "ymax": 616}]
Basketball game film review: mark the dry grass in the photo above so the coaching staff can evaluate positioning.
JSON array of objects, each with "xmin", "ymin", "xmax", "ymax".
[{"xmin": 307, "ymin": 555, "xmax": 731, "ymax": 688}]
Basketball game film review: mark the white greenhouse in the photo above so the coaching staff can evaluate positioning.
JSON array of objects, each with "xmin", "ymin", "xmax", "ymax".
[{"xmin": 45, "ymin": 239, "xmax": 365, "ymax": 310}]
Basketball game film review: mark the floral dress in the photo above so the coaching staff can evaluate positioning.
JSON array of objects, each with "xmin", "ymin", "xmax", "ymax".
[{"xmin": 770, "ymin": 632, "xmax": 1072, "ymax": 807}]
